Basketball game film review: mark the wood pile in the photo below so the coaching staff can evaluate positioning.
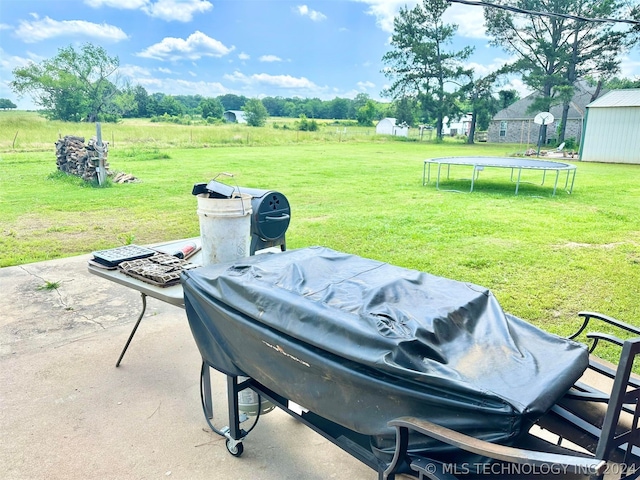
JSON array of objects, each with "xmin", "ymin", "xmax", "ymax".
[
  {"xmin": 112, "ymin": 172, "xmax": 139, "ymax": 184},
  {"xmin": 55, "ymin": 135, "xmax": 109, "ymax": 182}
]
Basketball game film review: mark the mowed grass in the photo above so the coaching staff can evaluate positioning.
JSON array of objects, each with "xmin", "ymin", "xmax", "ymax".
[{"xmin": 1, "ymin": 111, "xmax": 640, "ymax": 359}]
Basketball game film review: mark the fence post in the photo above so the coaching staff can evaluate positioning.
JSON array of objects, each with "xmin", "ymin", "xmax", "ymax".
[{"xmin": 95, "ymin": 122, "xmax": 106, "ymax": 185}]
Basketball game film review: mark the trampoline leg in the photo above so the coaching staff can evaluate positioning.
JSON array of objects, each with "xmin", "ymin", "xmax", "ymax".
[
  {"xmin": 470, "ymin": 166, "xmax": 476, "ymax": 193},
  {"xmin": 569, "ymin": 169, "xmax": 576, "ymax": 193},
  {"xmin": 515, "ymin": 168, "xmax": 522, "ymax": 195}
]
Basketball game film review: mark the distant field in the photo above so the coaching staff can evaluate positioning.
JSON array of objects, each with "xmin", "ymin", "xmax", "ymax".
[
  {"xmin": 1, "ymin": 110, "xmax": 639, "ymax": 354},
  {"xmin": 1, "ymin": 111, "xmax": 479, "ymax": 152},
  {"xmin": 0, "ymin": 111, "xmax": 403, "ymax": 151}
]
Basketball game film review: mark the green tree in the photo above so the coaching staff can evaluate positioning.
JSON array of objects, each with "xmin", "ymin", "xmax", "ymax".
[
  {"xmin": 382, "ymin": 0, "xmax": 473, "ymax": 139},
  {"xmin": 155, "ymin": 95, "xmax": 183, "ymax": 116},
  {"xmin": 356, "ymin": 100, "xmax": 377, "ymax": 126},
  {"xmin": 484, "ymin": 0, "xmax": 633, "ymax": 144},
  {"xmin": 200, "ymin": 97, "xmax": 224, "ymax": 119},
  {"xmin": 349, "ymin": 93, "xmax": 371, "ymax": 119},
  {"xmin": 283, "ymin": 101, "xmax": 298, "ymax": 118},
  {"xmin": 261, "ymin": 96, "xmax": 286, "ymax": 117},
  {"xmin": 10, "ymin": 43, "xmax": 119, "ymax": 122},
  {"xmin": 602, "ymin": 76, "xmax": 640, "ymax": 89},
  {"xmin": 111, "ymin": 84, "xmax": 138, "ymax": 118},
  {"xmin": 218, "ymin": 94, "xmax": 247, "ymax": 111},
  {"xmin": 556, "ymin": 0, "xmax": 630, "ymax": 142},
  {"xmin": 242, "ymin": 98, "xmax": 268, "ymax": 126},
  {"xmin": 329, "ymin": 97, "xmax": 349, "ymax": 119},
  {"xmin": 498, "ymin": 89, "xmax": 520, "ymax": 110},
  {"xmin": 394, "ymin": 96, "xmax": 416, "ymax": 126},
  {"xmin": 460, "ymin": 71, "xmax": 503, "ymax": 144},
  {"xmin": 485, "ymin": 1, "xmax": 570, "ymax": 144},
  {"xmin": 133, "ymin": 85, "xmax": 150, "ymax": 117},
  {"xmin": 0, "ymin": 98, "xmax": 17, "ymax": 109}
]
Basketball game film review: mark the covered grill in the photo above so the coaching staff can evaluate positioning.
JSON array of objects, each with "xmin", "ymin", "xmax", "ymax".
[{"xmin": 182, "ymin": 247, "xmax": 589, "ymax": 468}]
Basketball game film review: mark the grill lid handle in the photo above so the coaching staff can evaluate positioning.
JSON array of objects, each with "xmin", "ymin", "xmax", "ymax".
[{"xmin": 265, "ymin": 214, "xmax": 290, "ymax": 222}]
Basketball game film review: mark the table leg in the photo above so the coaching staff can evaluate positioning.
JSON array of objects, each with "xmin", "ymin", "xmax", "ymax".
[{"xmin": 116, "ymin": 292, "xmax": 147, "ymax": 367}]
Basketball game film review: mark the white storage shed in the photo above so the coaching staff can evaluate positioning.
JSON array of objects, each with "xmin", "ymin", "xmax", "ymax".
[
  {"xmin": 376, "ymin": 118, "xmax": 409, "ymax": 137},
  {"xmin": 580, "ymin": 89, "xmax": 640, "ymax": 164}
]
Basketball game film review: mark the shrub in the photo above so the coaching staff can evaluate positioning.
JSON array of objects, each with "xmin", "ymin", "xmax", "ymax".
[{"xmin": 296, "ymin": 114, "xmax": 319, "ymax": 131}]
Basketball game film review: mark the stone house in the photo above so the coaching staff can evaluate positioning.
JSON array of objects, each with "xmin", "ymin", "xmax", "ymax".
[{"xmin": 487, "ymin": 81, "xmax": 602, "ymax": 145}]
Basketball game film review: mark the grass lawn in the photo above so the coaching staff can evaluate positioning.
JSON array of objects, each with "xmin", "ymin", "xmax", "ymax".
[{"xmin": 1, "ymin": 111, "xmax": 639, "ymax": 359}]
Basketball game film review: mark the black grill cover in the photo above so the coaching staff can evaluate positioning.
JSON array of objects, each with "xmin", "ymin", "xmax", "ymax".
[{"xmin": 182, "ymin": 247, "xmax": 588, "ymax": 460}]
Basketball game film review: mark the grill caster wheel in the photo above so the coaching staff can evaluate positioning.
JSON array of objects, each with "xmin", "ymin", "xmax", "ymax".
[{"xmin": 226, "ymin": 439, "xmax": 244, "ymax": 457}]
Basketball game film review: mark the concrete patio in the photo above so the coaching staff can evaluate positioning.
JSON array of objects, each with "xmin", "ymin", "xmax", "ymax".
[{"xmin": 0, "ymin": 253, "xmax": 378, "ymax": 480}]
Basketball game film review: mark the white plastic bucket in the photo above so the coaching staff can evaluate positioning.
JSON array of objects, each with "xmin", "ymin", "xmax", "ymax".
[{"xmin": 196, "ymin": 193, "xmax": 252, "ymax": 266}]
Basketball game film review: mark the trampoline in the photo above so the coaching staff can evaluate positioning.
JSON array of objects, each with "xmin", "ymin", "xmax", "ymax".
[{"xmin": 423, "ymin": 157, "xmax": 577, "ymax": 195}]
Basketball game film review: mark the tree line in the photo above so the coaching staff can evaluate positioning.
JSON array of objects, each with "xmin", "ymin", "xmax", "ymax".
[
  {"xmin": 8, "ymin": 0, "xmax": 639, "ymax": 141},
  {"xmin": 7, "ymin": 43, "xmax": 398, "ymax": 127},
  {"xmin": 7, "ymin": 41, "xmax": 516, "ymax": 131}
]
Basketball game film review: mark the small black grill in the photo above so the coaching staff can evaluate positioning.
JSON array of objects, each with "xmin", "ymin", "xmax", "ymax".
[{"xmin": 192, "ymin": 181, "xmax": 291, "ymax": 255}]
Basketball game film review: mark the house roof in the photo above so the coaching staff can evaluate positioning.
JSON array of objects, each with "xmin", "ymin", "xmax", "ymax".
[
  {"xmin": 586, "ymin": 89, "xmax": 640, "ymax": 108},
  {"xmin": 493, "ymin": 80, "xmax": 601, "ymax": 121},
  {"xmin": 378, "ymin": 118, "xmax": 396, "ymax": 125}
]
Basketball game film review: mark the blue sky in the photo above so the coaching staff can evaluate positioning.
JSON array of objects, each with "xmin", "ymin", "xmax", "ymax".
[{"xmin": 1, "ymin": 0, "xmax": 639, "ymax": 110}]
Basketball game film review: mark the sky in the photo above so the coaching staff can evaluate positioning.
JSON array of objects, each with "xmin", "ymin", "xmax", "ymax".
[{"xmin": 1, "ymin": 0, "xmax": 639, "ymax": 110}]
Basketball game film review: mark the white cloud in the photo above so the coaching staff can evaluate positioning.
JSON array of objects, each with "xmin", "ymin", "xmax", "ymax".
[
  {"xmin": 0, "ymin": 48, "xmax": 40, "ymax": 73},
  {"xmin": 620, "ymin": 55, "xmax": 640, "ymax": 79},
  {"xmin": 356, "ymin": 0, "xmax": 486, "ymax": 39},
  {"xmin": 355, "ymin": 0, "xmax": 416, "ymax": 33},
  {"xmin": 14, "ymin": 17, "xmax": 128, "ymax": 43},
  {"xmin": 143, "ymin": 0, "xmax": 213, "ymax": 22},
  {"xmin": 443, "ymin": 3, "xmax": 487, "ymax": 39},
  {"xmin": 189, "ymin": 71, "xmax": 197, "ymax": 77},
  {"xmin": 0, "ymin": 23, "xmax": 12, "ymax": 30},
  {"xmin": 296, "ymin": 5, "xmax": 327, "ymax": 22},
  {"xmin": 137, "ymin": 77, "xmax": 230, "ymax": 96},
  {"xmin": 84, "ymin": 0, "xmax": 147, "ymax": 8},
  {"xmin": 118, "ymin": 64, "xmax": 152, "ymax": 78},
  {"xmin": 85, "ymin": 0, "xmax": 212, "ymax": 22},
  {"xmin": 238, "ymin": 52, "xmax": 250, "ymax": 60},
  {"xmin": 464, "ymin": 56, "xmax": 515, "ymax": 78},
  {"xmin": 259, "ymin": 55, "xmax": 282, "ymax": 63},
  {"xmin": 357, "ymin": 81, "xmax": 375, "ymax": 90},
  {"xmin": 503, "ymin": 77, "xmax": 532, "ymax": 98},
  {"xmin": 137, "ymin": 31, "xmax": 234, "ymax": 61},
  {"xmin": 224, "ymin": 70, "xmax": 319, "ymax": 90},
  {"xmin": 158, "ymin": 67, "xmax": 173, "ymax": 73},
  {"xmin": 0, "ymin": 49, "xmax": 47, "ymax": 109}
]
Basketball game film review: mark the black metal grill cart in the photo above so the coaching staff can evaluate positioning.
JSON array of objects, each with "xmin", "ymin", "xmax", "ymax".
[{"xmin": 182, "ymin": 248, "xmax": 640, "ymax": 480}]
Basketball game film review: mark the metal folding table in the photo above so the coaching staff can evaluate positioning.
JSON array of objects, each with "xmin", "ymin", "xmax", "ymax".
[{"xmin": 87, "ymin": 237, "xmax": 200, "ymax": 366}]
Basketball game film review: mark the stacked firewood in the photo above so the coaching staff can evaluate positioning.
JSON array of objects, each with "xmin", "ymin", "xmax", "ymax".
[
  {"xmin": 112, "ymin": 172, "xmax": 139, "ymax": 183},
  {"xmin": 55, "ymin": 135, "xmax": 109, "ymax": 182}
]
